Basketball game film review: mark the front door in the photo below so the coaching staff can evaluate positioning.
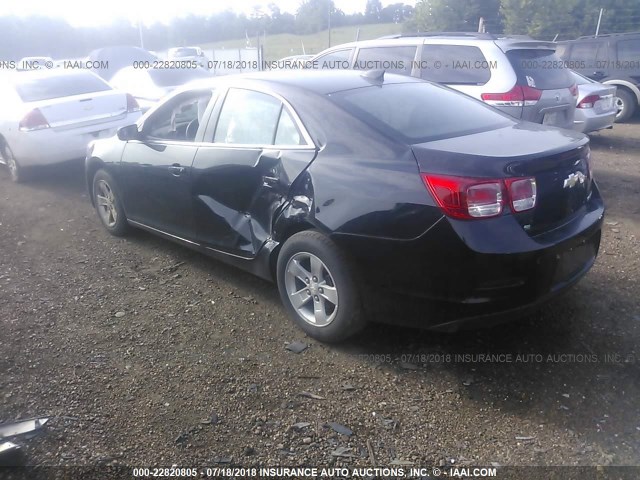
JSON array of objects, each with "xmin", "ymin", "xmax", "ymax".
[{"xmin": 119, "ymin": 89, "xmax": 214, "ymax": 240}]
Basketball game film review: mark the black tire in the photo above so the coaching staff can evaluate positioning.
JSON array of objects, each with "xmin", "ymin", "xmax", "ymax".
[
  {"xmin": 92, "ymin": 169, "xmax": 130, "ymax": 236},
  {"xmin": 276, "ymin": 230, "xmax": 366, "ymax": 343},
  {"xmin": 2, "ymin": 143, "xmax": 28, "ymax": 183},
  {"xmin": 615, "ymin": 89, "xmax": 636, "ymax": 123}
]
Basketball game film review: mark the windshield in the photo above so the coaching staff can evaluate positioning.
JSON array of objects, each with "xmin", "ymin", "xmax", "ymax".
[{"xmin": 330, "ymin": 82, "xmax": 513, "ymax": 144}]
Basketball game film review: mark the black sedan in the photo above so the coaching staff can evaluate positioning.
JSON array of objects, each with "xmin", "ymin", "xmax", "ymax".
[{"xmin": 86, "ymin": 70, "xmax": 604, "ymax": 342}]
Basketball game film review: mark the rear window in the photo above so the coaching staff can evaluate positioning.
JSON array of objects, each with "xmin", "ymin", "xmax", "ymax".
[
  {"xmin": 420, "ymin": 45, "xmax": 492, "ymax": 85},
  {"xmin": 330, "ymin": 82, "xmax": 512, "ymax": 144},
  {"xmin": 14, "ymin": 72, "xmax": 111, "ymax": 102},
  {"xmin": 507, "ymin": 49, "xmax": 574, "ymax": 90},
  {"xmin": 355, "ymin": 46, "xmax": 417, "ymax": 75},
  {"xmin": 148, "ymin": 68, "xmax": 211, "ymax": 87}
]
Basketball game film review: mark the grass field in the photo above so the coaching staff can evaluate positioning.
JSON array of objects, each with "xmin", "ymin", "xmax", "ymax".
[{"xmin": 199, "ymin": 23, "xmax": 404, "ymax": 61}]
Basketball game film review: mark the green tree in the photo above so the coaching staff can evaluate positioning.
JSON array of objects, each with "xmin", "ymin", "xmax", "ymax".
[
  {"xmin": 295, "ymin": 0, "xmax": 339, "ymax": 34},
  {"xmin": 413, "ymin": 0, "xmax": 501, "ymax": 32},
  {"xmin": 365, "ymin": 0, "xmax": 383, "ymax": 21}
]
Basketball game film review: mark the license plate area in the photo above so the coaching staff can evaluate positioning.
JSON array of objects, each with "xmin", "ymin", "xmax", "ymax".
[
  {"xmin": 543, "ymin": 111, "xmax": 562, "ymax": 125},
  {"xmin": 553, "ymin": 241, "xmax": 596, "ymax": 284}
]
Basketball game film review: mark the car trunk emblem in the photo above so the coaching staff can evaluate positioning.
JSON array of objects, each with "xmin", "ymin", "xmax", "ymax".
[{"xmin": 563, "ymin": 172, "xmax": 586, "ymax": 189}]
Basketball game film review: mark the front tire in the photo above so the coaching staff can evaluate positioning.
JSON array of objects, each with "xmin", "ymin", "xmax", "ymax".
[
  {"xmin": 277, "ymin": 230, "xmax": 366, "ymax": 343},
  {"xmin": 615, "ymin": 89, "xmax": 636, "ymax": 123},
  {"xmin": 93, "ymin": 169, "xmax": 129, "ymax": 236}
]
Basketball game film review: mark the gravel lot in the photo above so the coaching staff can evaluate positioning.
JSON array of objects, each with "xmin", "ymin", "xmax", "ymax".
[{"xmin": 1, "ymin": 120, "xmax": 639, "ymax": 471}]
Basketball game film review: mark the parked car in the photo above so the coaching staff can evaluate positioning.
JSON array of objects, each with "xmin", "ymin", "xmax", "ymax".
[
  {"xmin": 86, "ymin": 46, "xmax": 158, "ymax": 81},
  {"xmin": 570, "ymin": 70, "xmax": 617, "ymax": 133},
  {"xmin": 556, "ymin": 32, "xmax": 640, "ymax": 122},
  {"xmin": 17, "ymin": 56, "xmax": 54, "ymax": 71},
  {"xmin": 310, "ymin": 32, "xmax": 578, "ymax": 129},
  {"xmin": 110, "ymin": 66, "xmax": 212, "ymax": 112},
  {"xmin": 277, "ymin": 54, "xmax": 314, "ymax": 69},
  {"xmin": 168, "ymin": 46, "xmax": 208, "ymax": 69},
  {"xmin": 86, "ymin": 70, "xmax": 603, "ymax": 342},
  {"xmin": 0, "ymin": 69, "xmax": 141, "ymax": 182}
]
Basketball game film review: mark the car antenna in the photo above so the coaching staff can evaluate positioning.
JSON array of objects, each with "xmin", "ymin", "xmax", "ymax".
[{"xmin": 361, "ymin": 69, "xmax": 385, "ymax": 84}]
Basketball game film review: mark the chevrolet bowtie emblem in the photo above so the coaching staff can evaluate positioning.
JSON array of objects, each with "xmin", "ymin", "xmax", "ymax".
[{"xmin": 563, "ymin": 171, "xmax": 586, "ymax": 189}]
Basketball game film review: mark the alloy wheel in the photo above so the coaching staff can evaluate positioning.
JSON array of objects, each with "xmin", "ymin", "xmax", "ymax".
[
  {"xmin": 95, "ymin": 180, "xmax": 118, "ymax": 228},
  {"xmin": 284, "ymin": 252, "xmax": 339, "ymax": 327}
]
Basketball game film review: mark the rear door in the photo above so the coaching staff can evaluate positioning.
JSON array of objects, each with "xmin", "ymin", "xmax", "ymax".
[
  {"xmin": 191, "ymin": 87, "xmax": 317, "ymax": 257},
  {"xmin": 119, "ymin": 89, "xmax": 214, "ymax": 239},
  {"xmin": 505, "ymin": 48, "xmax": 576, "ymax": 129}
]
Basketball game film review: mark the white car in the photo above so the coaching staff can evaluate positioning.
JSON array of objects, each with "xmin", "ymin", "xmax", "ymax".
[
  {"xmin": 110, "ymin": 66, "xmax": 211, "ymax": 112},
  {"xmin": 0, "ymin": 69, "xmax": 141, "ymax": 182},
  {"xmin": 167, "ymin": 46, "xmax": 208, "ymax": 69}
]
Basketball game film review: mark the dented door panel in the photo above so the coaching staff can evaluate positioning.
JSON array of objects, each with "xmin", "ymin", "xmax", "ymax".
[{"xmin": 191, "ymin": 145, "xmax": 316, "ymax": 256}]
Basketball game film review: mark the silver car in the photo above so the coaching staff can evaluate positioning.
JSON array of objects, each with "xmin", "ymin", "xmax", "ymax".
[
  {"xmin": 570, "ymin": 71, "xmax": 617, "ymax": 134},
  {"xmin": 168, "ymin": 46, "xmax": 208, "ymax": 69},
  {"xmin": 0, "ymin": 69, "xmax": 141, "ymax": 182},
  {"xmin": 311, "ymin": 33, "xmax": 578, "ymax": 129}
]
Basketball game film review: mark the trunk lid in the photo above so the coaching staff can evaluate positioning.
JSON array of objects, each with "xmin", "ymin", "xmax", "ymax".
[
  {"xmin": 34, "ymin": 90, "xmax": 128, "ymax": 130},
  {"xmin": 412, "ymin": 124, "xmax": 592, "ymax": 235}
]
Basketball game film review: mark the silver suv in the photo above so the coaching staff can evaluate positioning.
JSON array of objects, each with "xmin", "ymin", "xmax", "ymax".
[{"xmin": 311, "ymin": 33, "xmax": 578, "ymax": 129}]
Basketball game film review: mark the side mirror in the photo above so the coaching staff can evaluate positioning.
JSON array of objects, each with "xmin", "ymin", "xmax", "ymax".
[{"xmin": 117, "ymin": 124, "xmax": 140, "ymax": 141}]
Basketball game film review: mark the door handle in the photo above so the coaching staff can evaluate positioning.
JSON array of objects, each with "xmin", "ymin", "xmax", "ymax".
[
  {"xmin": 169, "ymin": 164, "xmax": 185, "ymax": 176},
  {"xmin": 263, "ymin": 175, "xmax": 279, "ymax": 186}
]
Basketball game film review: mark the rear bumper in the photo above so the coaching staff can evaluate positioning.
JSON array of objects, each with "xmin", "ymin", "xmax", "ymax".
[
  {"xmin": 573, "ymin": 109, "xmax": 616, "ymax": 134},
  {"xmin": 332, "ymin": 185, "xmax": 604, "ymax": 329},
  {"xmin": 9, "ymin": 112, "xmax": 141, "ymax": 167}
]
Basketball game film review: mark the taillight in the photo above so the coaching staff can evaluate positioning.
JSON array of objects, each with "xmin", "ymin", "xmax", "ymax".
[
  {"xmin": 422, "ymin": 175, "xmax": 505, "ymax": 220},
  {"xmin": 19, "ymin": 108, "xmax": 50, "ymax": 131},
  {"xmin": 577, "ymin": 94, "xmax": 600, "ymax": 109},
  {"xmin": 422, "ymin": 174, "xmax": 538, "ymax": 220},
  {"xmin": 481, "ymin": 85, "xmax": 542, "ymax": 107},
  {"xmin": 126, "ymin": 94, "xmax": 140, "ymax": 113},
  {"xmin": 505, "ymin": 177, "xmax": 537, "ymax": 212},
  {"xmin": 569, "ymin": 83, "xmax": 579, "ymax": 97}
]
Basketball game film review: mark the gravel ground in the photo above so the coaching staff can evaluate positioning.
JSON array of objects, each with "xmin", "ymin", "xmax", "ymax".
[{"xmin": 0, "ymin": 120, "xmax": 639, "ymax": 471}]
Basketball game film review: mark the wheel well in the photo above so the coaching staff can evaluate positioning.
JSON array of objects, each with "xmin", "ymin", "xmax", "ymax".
[
  {"xmin": 269, "ymin": 220, "xmax": 315, "ymax": 281},
  {"xmin": 613, "ymin": 85, "xmax": 639, "ymax": 105},
  {"xmin": 86, "ymin": 158, "xmax": 105, "ymax": 205}
]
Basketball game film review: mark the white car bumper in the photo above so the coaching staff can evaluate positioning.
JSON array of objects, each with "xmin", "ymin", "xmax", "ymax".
[{"xmin": 9, "ymin": 112, "xmax": 141, "ymax": 167}]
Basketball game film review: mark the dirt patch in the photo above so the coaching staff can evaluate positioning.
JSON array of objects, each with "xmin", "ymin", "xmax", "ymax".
[{"xmin": 1, "ymin": 122, "xmax": 639, "ymax": 469}]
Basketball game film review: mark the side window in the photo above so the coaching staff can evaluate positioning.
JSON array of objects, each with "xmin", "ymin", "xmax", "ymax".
[
  {"xmin": 420, "ymin": 45, "xmax": 491, "ymax": 85},
  {"xmin": 617, "ymin": 39, "xmax": 640, "ymax": 62},
  {"xmin": 314, "ymin": 49, "xmax": 353, "ymax": 69},
  {"xmin": 568, "ymin": 42, "xmax": 606, "ymax": 69},
  {"xmin": 145, "ymin": 90, "xmax": 213, "ymax": 141},
  {"xmin": 214, "ymin": 89, "xmax": 282, "ymax": 145},
  {"xmin": 354, "ymin": 46, "xmax": 417, "ymax": 75},
  {"xmin": 274, "ymin": 109, "xmax": 303, "ymax": 145}
]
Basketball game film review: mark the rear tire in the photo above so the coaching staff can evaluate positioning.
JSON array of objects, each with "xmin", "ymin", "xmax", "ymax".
[
  {"xmin": 615, "ymin": 89, "xmax": 636, "ymax": 123},
  {"xmin": 277, "ymin": 230, "xmax": 366, "ymax": 343},
  {"xmin": 2, "ymin": 144, "xmax": 28, "ymax": 183},
  {"xmin": 92, "ymin": 169, "xmax": 129, "ymax": 236}
]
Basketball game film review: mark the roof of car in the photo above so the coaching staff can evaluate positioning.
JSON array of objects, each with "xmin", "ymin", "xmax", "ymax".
[
  {"xmin": 312, "ymin": 34, "xmax": 556, "ymax": 54},
  {"xmin": 3, "ymin": 68, "xmax": 101, "ymax": 83},
  {"xmin": 187, "ymin": 69, "xmax": 422, "ymax": 96}
]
